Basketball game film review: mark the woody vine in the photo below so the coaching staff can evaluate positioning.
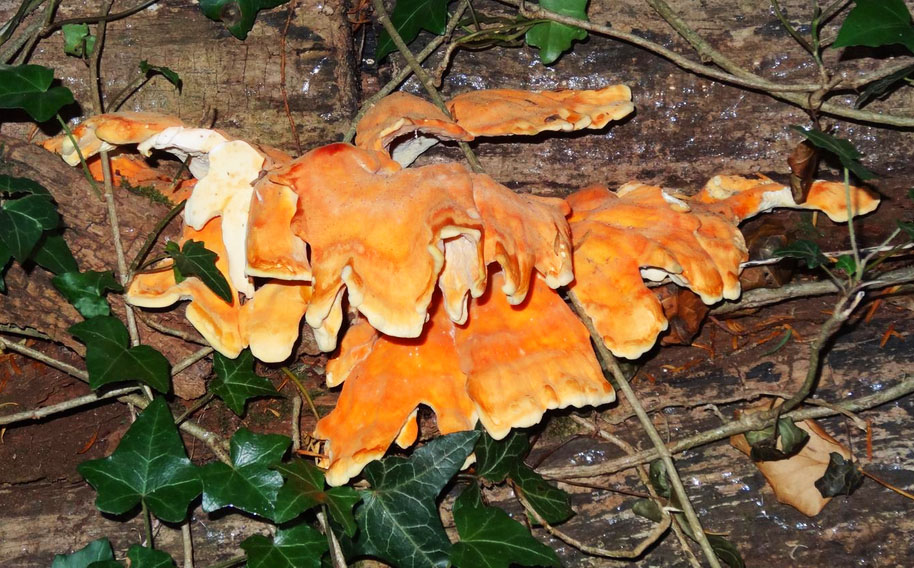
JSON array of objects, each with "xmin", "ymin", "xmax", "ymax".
[{"xmin": 1, "ymin": 1, "xmax": 914, "ymax": 567}]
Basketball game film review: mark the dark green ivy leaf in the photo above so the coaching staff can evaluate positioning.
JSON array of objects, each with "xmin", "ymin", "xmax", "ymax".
[
  {"xmin": 790, "ymin": 126, "xmax": 875, "ymax": 180},
  {"xmin": 510, "ymin": 464, "xmax": 573, "ymax": 525},
  {"xmin": 815, "ymin": 452, "xmax": 864, "ymax": 497},
  {"xmin": 51, "ymin": 538, "xmax": 115, "ymax": 568},
  {"xmin": 198, "ymin": 0, "xmax": 290, "ymax": 40},
  {"xmin": 450, "ymin": 483, "xmax": 560, "ymax": 568},
  {"xmin": 774, "ymin": 239, "xmax": 829, "ymax": 269},
  {"xmin": 833, "ymin": 0, "xmax": 914, "ymax": 53},
  {"xmin": 353, "ymin": 431, "xmax": 480, "ymax": 568},
  {"xmin": 140, "ymin": 60, "xmax": 183, "ymax": 91},
  {"xmin": 746, "ymin": 418, "xmax": 810, "ymax": 462},
  {"xmin": 854, "ymin": 62, "xmax": 914, "ymax": 108},
  {"xmin": 474, "ymin": 429, "xmax": 530, "ymax": 483},
  {"xmin": 0, "ymin": 194, "xmax": 59, "ymax": 261},
  {"xmin": 835, "ymin": 254, "xmax": 857, "ymax": 276},
  {"xmin": 0, "ymin": 64, "xmax": 75, "ymax": 122},
  {"xmin": 273, "ymin": 459, "xmax": 360, "ymax": 536},
  {"xmin": 78, "ymin": 398, "xmax": 202, "ymax": 523},
  {"xmin": 707, "ymin": 534, "xmax": 745, "ymax": 568},
  {"xmin": 376, "ymin": 0, "xmax": 449, "ymax": 62},
  {"xmin": 200, "ymin": 428, "xmax": 290, "ymax": 519},
  {"xmin": 164, "ymin": 240, "xmax": 233, "ymax": 303},
  {"xmin": 898, "ymin": 220, "xmax": 914, "ymax": 240},
  {"xmin": 241, "ymin": 524, "xmax": 328, "ymax": 568},
  {"xmin": 87, "ymin": 562, "xmax": 123, "ymax": 568},
  {"xmin": 0, "ymin": 174, "xmax": 52, "ymax": 197},
  {"xmin": 525, "ymin": 0, "xmax": 589, "ymax": 65},
  {"xmin": 31, "ymin": 233, "xmax": 79, "ymax": 274},
  {"xmin": 62, "ymin": 23, "xmax": 96, "ymax": 57},
  {"xmin": 69, "ymin": 316, "xmax": 171, "ymax": 392},
  {"xmin": 123, "ymin": 545, "xmax": 176, "ymax": 568},
  {"xmin": 53, "ymin": 270, "xmax": 123, "ymax": 319},
  {"xmin": 210, "ymin": 349, "xmax": 278, "ymax": 415},
  {"xmin": 0, "ymin": 242, "xmax": 11, "ymax": 293}
]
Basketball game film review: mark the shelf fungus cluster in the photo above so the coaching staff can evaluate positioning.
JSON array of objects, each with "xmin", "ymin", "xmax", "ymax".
[{"xmin": 45, "ymin": 85, "xmax": 879, "ymax": 485}]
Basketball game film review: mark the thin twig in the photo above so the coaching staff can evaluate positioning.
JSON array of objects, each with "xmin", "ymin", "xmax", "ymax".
[
  {"xmin": 172, "ymin": 346, "xmax": 213, "ymax": 376},
  {"xmin": 568, "ymin": 292, "xmax": 723, "ymax": 568},
  {"xmin": 13, "ymin": 0, "xmax": 57, "ymax": 64},
  {"xmin": 174, "ymin": 393, "xmax": 214, "ymax": 425},
  {"xmin": 109, "ymin": 73, "xmax": 151, "ymax": 112},
  {"xmin": 0, "ymin": 325, "xmax": 50, "ymax": 340},
  {"xmin": 370, "ymin": 0, "xmax": 483, "ymax": 172},
  {"xmin": 126, "ymin": 198, "xmax": 185, "ymax": 275},
  {"xmin": 342, "ymin": 0, "xmax": 470, "ymax": 143},
  {"xmin": 89, "ymin": 0, "xmax": 114, "ymax": 114},
  {"xmin": 0, "ymin": 386, "xmax": 140, "ymax": 426},
  {"xmin": 318, "ymin": 509, "xmax": 348, "ymax": 568},
  {"xmin": 0, "ymin": 335, "xmax": 88, "ymax": 380},
  {"xmin": 540, "ymin": 376, "xmax": 914, "ymax": 479},
  {"xmin": 142, "ymin": 500, "xmax": 154, "ymax": 548},
  {"xmin": 291, "ymin": 395, "xmax": 302, "ymax": 451},
  {"xmin": 42, "ymin": 0, "xmax": 158, "ymax": 33},
  {"xmin": 134, "ymin": 311, "xmax": 209, "ymax": 345},
  {"xmin": 181, "ymin": 521, "xmax": 194, "ymax": 568},
  {"xmin": 55, "ymin": 116, "xmax": 103, "ymax": 198},
  {"xmin": 281, "ymin": 367, "xmax": 320, "ymax": 421},
  {"xmin": 513, "ymin": 481, "xmax": 672, "ymax": 559}
]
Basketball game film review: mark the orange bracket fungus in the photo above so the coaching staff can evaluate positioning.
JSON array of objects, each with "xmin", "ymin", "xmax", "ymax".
[{"xmin": 44, "ymin": 84, "xmax": 880, "ymax": 485}]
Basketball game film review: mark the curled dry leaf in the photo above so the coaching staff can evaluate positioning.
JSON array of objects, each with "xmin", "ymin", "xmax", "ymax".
[{"xmin": 731, "ymin": 418, "xmax": 853, "ymax": 516}]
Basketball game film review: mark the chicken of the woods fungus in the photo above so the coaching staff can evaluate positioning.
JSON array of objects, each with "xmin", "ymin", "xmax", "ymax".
[{"xmin": 44, "ymin": 85, "xmax": 879, "ymax": 485}]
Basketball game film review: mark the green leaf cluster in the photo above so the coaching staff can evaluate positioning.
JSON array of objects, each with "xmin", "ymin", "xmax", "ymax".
[
  {"xmin": 164, "ymin": 239, "xmax": 234, "ymax": 303},
  {"xmin": 51, "ymin": 538, "xmax": 114, "ymax": 568},
  {"xmin": 53, "ymin": 270, "xmax": 123, "ymax": 318},
  {"xmin": 376, "ymin": 0, "xmax": 449, "ymax": 62},
  {"xmin": 273, "ymin": 460, "xmax": 360, "ymax": 533},
  {"xmin": 745, "ymin": 418, "xmax": 810, "ymax": 462},
  {"xmin": 0, "ymin": 64, "xmax": 75, "ymax": 122},
  {"xmin": 833, "ymin": 0, "xmax": 914, "ymax": 53},
  {"xmin": 62, "ymin": 24, "xmax": 97, "ymax": 58},
  {"xmin": 140, "ymin": 60, "xmax": 183, "ymax": 91},
  {"xmin": 525, "ymin": 0, "xmax": 589, "ymax": 65},
  {"xmin": 773, "ymin": 239, "xmax": 828, "ymax": 269},
  {"xmin": 0, "ymin": 174, "xmax": 76, "ymax": 293},
  {"xmin": 790, "ymin": 126, "xmax": 875, "ymax": 180},
  {"xmin": 198, "ymin": 0, "xmax": 290, "ymax": 40},
  {"xmin": 815, "ymin": 452, "xmax": 864, "ymax": 497},
  {"xmin": 241, "ymin": 524, "xmax": 328, "ymax": 568},
  {"xmin": 78, "ymin": 399, "xmax": 203, "ymax": 523}
]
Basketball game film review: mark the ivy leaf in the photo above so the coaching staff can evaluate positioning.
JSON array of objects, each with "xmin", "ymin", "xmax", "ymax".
[
  {"xmin": 198, "ymin": 0, "xmax": 290, "ymax": 40},
  {"xmin": 353, "ymin": 431, "xmax": 480, "ymax": 568},
  {"xmin": 200, "ymin": 428, "xmax": 290, "ymax": 519},
  {"xmin": 0, "ymin": 242, "xmax": 10, "ymax": 293},
  {"xmin": 0, "ymin": 194, "xmax": 59, "ymax": 261},
  {"xmin": 855, "ymin": 63, "xmax": 914, "ymax": 108},
  {"xmin": 525, "ymin": 0, "xmax": 588, "ymax": 65},
  {"xmin": 51, "ymin": 538, "xmax": 115, "ymax": 568},
  {"xmin": 450, "ymin": 483, "xmax": 560, "ymax": 568},
  {"xmin": 32, "ymin": 233, "xmax": 79, "ymax": 274},
  {"xmin": 210, "ymin": 349, "xmax": 278, "ymax": 415},
  {"xmin": 746, "ymin": 418, "xmax": 810, "ymax": 462},
  {"xmin": 376, "ymin": 0, "xmax": 449, "ymax": 61},
  {"xmin": 241, "ymin": 524, "xmax": 328, "ymax": 568},
  {"xmin": 708, "ymin": 534, "xmax": 745, "ymax": 568},
  {"xmin": 87, "ymin": 563, "xmax": 122, "ymax": 568},
  {"xmin": 790, "ymin": 126, "xmax": 875, "ymax": 180},
  {"xmin": 78, "ymin": 398, "xmax": 202, "ymax": 522},
  {"xmin": 0, "ymin": 64, "xmax": 75, "ymax": 122},
  {"xmin": 898, "ymin": 220, "xmax": 914, "ymax": 240},
  {"xmin": 164, "ymin": 240, "xmax": 233, "ymax": 303},
  {"xmin": 474, "ymin": 429, "xmax": 530, "ymax": 483},
  {"xmin": 835, "ymin": 254, "xmax": 857, "ymax": 276},
  {"xmin": 273, "ymin": 459, "xmax": 361, "ymax": 536},
  {"xmin": 815, "ymin": 452, "xmax": 864, "ymax": 497},
  {"xmin": 124, "ymin": 545, "xmax": 176, "ymax": 568},
  {"xmin": 53, "ymin": 270, "xmax": 123, "ymax": 319},
  {"xmin": 69, "ymin": 315, "xmax": 171, "ymax": 392},
  {"xmin": 0, "ymin": 174, "xmax": 52, "ymax": 197},
  {"xmin": 62, "ymin": 23, "xmax": 97, "ymax": 57},
  {"xmin": 833, "ymin": 0, "xmax": 914, "ymax": 53},
  {"xmin": 510, "ymin": 464, "xmax": 573, "ymax": 524},
  {"xmin": 774, "ymin": 239, "xmax": 828, "ymax": 269},
  {"xmin": 140, "ymin": 60, "xmax": 183, "ymax": 91}
]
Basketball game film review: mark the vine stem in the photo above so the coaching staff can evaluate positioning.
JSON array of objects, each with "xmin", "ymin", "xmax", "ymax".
[
  {"xmin": 181, "ymin": 521, "xmax": 194, "ymax": 568},
  {"xmin": 342, "ymin": 0, "xmax": 470, "ymax": 144},
  {"xmin": 369, "ymin": 0, "xmax": 483, "ymax": 172},
  {"xmin": 0, "ymin": 335, "xmax": 231, "ymax": 463},
  {"xmin": 54, "ymin": 115, "xmax": 102, "ymax": 198},
  {"xmin": 142, "ymin": 500, "xmax": 154, "ymax": 548},
  {"xmin": 568, "ymin": 292, "xmax": 723, "ymax": 568},
  {"xmin": 501, "ymin": 0, "xmax": 914, "ymax": 128},
  {"xmin": 540, "ymin": 376, "xmax": 914, "ymax": 480}
]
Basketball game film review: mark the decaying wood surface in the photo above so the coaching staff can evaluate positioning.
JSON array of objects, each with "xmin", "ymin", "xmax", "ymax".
[{"xmin": 1, "ymin": 0, "xmax": 912, "ymax": 566}]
